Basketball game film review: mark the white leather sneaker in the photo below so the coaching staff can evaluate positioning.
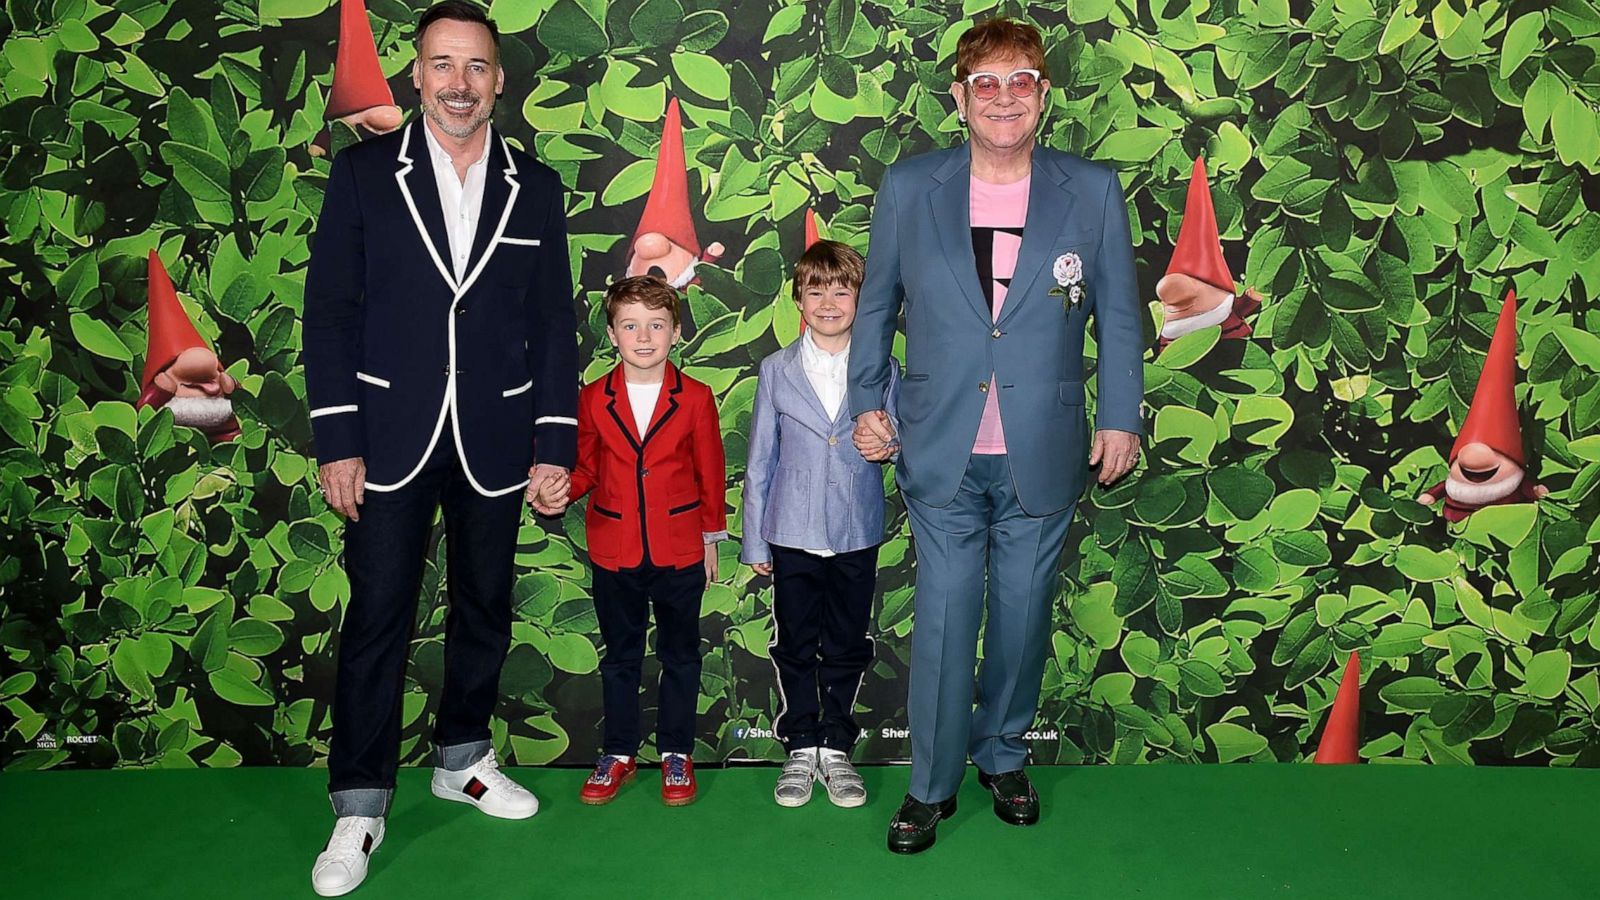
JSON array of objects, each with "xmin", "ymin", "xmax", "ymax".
[
  {"xmin": 431, "ymin": 748, "xmax": 539, "ymax": 819},
  {"xmin": 311, "ymin": 816, "xmax": 384, "ymax": 897},
  {"xmin": 774, "ymin": 748, "xmax": 817, "ymax": 808}
]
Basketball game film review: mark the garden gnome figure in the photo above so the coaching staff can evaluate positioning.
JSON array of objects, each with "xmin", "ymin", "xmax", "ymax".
[
  {"xmin": 137, "ymin": 251, "xmax": 241, "ymax": 442},
  {"xmin": 1156, "ymin": 157, "xmax": 1260, "ymax": 350},
  {"xmin": 625, "ymin": 97, "xmax": 725, "ymax": 289},
  {"xmin": 1417, "ymin": 290, "xmax": 1548, "ymax": 521},
  {"xmin": 313, "ymin": 0, "xmax": 404, "ymax": 155}
]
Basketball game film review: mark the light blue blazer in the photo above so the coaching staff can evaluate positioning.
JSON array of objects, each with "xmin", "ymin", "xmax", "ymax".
[
  {"xmin": 740, "ymin": 340, "xmax": 901, "ymax": 564},
  {"xmin": 846, "ymin": 144, "xmax": 1145, "ymax": 516}
]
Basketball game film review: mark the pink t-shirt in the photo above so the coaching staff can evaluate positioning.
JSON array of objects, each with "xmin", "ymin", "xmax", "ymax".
[{"xmin": 970, "ymin": 174, "xmax": 1030, "ymax": 455}]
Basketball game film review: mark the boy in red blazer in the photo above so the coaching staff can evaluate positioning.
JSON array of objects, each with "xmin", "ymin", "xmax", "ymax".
[{"xmin": 566, "ymin": 275, "xmax": 726, "ymax": 806}]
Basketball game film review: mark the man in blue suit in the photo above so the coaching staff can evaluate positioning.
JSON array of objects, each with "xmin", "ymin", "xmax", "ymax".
[
  {"xmin": 848, "ymin": 19, "xmax": 1144, "ymax": 854},
  {"xmin": 300, "ymin": 3, "xmax": 578, "ymax": 894}
]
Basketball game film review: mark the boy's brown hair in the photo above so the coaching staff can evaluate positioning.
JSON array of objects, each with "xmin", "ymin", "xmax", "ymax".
[
  {"xmin": 793, "ymin": 239, "xmax": 865, "ymax": 302},
  {"xmin": 604, "ymin": 274, "xmax": 681, "ymax": 326}
]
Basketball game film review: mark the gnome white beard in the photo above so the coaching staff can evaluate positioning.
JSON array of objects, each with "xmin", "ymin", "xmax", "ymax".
[
  {"xmin": 166, "ymin": 396, "xmax": 236, "ymax": 429},
  {"xmin": 1161, "ymin": 292, "xmax": 1235, "ymax": 340},
  {"xmin": 667, "ymin": 261, "xmax": 697, "ymax": 289},
  {"xmin": 1444, "ymin": 467, "xmax": 1523, "ymax": 506}
]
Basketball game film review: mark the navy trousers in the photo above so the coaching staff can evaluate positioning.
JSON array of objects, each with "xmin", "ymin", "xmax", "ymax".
[
  {"xmin": 328, "ymin": 425, "xmax": 523, "ymax": 816},
  {"xmin": 592, "ymin": 562, "xmax": 707, "ymax": 756},
  {"xmin": 769, "ymin": 544, "xmax": 880, "ymax": 753}
]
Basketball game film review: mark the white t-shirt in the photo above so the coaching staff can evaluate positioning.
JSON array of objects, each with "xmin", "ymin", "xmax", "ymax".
[{"xmin": 626, "ymin": 381, "xmax": 661, "ymax": 435}]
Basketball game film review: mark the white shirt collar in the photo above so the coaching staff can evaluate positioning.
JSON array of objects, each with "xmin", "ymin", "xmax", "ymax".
[
  {"xmin": 800, "ymin": 330, "xmax": 849, "ymax": 371},
  {"xmin": 421, "ymin": 119, "xmax": 493, "ymax": 175}
]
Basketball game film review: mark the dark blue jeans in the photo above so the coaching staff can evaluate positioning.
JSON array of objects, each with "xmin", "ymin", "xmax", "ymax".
[{"xmin": 327, "ymin": 430, "xmax": 523, "ymax": 816}]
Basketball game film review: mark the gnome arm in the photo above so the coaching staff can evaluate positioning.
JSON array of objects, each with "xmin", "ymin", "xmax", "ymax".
[
  {"xmin": 302, "ymin": 151, "xmax": 368, "ymax": 465},
  {"xmin": 1090, "ymin": 170, "xmax": 1144, "ymax": 436},
  {"xmin": 1417, "ymin": 480, "xmax": 1446, "ymax": 506},
  {"xmin": 847, "ymin": 166, "xmax": 904, "ymax": 420},
  {"xmin": 527, "ymin": 178, "xmax": 579, "ymax": 471}
]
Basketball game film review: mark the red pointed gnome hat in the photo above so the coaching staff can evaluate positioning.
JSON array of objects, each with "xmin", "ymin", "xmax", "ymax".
[
  {"xmin": 633, "ymin": 97, "xmax": 702, "ymax": 256},
  {"xmin": 804, "ymin": 208, "xmax": 821, "ymax": 248},
  {"xmin": 1451, "ymin": 290, "xmax": 1524, "ymax": 466},
  {"xmin": 326, "ymin": 0, "xmax": 395, "ymax": 120},
  {"xmin": 1314, "ymin": 652, "xmax": 1361, "ymax": 764},
  {"xmin": 140, "ymin": 251, "xmax": 208, "ymax": 395},
  {"xmin": 1166, "ymin": 156, "xmax": 1234, "ymax": 293}
]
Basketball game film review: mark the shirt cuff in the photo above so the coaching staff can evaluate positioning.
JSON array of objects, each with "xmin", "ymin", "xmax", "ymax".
[{"xmin": 702, "ymin": 531, "xmax": 728, "ymax": 544}]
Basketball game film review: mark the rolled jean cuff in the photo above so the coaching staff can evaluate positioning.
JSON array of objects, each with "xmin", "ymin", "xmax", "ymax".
[
  {"xmin": 330, "ymin": 788, "xmax": 392, "ymax": 818},
  {"xmin": 434, "ymin": 738, "xmax": 493, "ymax": 771}
]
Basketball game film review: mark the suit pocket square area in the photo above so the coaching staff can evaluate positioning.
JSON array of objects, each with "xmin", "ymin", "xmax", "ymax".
[{"xmin": 497, "ymin": 236, "xmax": 541, "ymax": 246}]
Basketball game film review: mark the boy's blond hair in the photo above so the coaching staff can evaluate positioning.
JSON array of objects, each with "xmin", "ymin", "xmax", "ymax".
[
  {"xmin": 793, "ymin": 240, "xmax": 865, "ymax": 302},
  {"xmin": 604, "ymin": 274, "xmax": 681, "ymax": 326}
]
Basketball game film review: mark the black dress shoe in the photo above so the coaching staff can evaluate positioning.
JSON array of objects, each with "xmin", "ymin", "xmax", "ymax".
[
  {"xmin": 977, "ymin": 769, "xmax": 1039, "ymax": 825},
  {"xmin": 886, "ymin": 793, "xmax": 957, "ymax": 854}
]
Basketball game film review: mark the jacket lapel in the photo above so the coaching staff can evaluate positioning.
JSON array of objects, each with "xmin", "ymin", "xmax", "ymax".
[
  {"xmin": 603, "ymin": 367, "xmax": 643, "ymax": 451},
  {"xmin": 928, "ymin": 145, "xmax": 992, "ymax": 327},
  {"xmin": 456, "ymin": 128, "xmax": 521, "ymax": 297},
  {"xmin": 779, "ymin": 341, "xmax": 834, "ymax": 432},
  {"xmin": 641, "ymin": 363, "xmax": 683, "ymax": 447},
  {"xmin": 996, "ymin": 152, "xmax": 1076, "ymax": 329},
  {"xmin": 394, "ymin": 119, "xmax": 458, "ymax": 294}
]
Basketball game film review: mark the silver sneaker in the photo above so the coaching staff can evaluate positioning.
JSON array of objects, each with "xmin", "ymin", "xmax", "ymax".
[
  {"xmin": 774, "ymin": 749, "xmax": 817, "ymax": 808},
  {"xmin": 817, "ymin": 752, "xmax": 866, "ymax": 808}
]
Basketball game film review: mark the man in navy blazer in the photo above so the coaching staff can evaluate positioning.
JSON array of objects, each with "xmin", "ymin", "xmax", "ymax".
[
  {"xmin": 848, "ymin": 21, "xmax": 1144, "ymax": 853},
  {"xmin": 300, "ymin": 4, "xmax": 577, "ymax": 895}
]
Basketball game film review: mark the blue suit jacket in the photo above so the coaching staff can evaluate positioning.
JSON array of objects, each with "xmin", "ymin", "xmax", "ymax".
[
  {"xmin": 301, "ymin": 119, "xmax": 579, "ymax": 496},
  {"xmin": 741, "ymin": 341, "xmax": 900, "ymax": 564},
  {"xmin": 846, "ymin": 144, "xmax": 1144, "ymax": 516}
]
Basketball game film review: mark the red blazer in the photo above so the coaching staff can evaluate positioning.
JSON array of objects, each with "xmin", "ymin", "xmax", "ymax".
[{"xmin": 572, "ymin": 363, "xmax": 727, "ymax": 571}]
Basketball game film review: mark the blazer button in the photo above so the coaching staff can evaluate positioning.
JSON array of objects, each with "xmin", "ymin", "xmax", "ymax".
[
  {"xmin": 992, "ymin": 328, "xmax": 1001, "ymax": 339},
  {"xmin": 456, "ymin": 307, "xmax": 466, "ymax": 315},
  {"xmin": 442, "ymin": 365, "xmax": 450, "ymax": 375},
  {"xmin": 979, "ymin": 382, "xmax": 989, "ymax": 392},
  {"xmin": 828, "ymin": 436, "xmax": 838, "ymax": 446},
  {"xmin": 641, "ymin": 468, "xmax": 650, "ymax": 477}
]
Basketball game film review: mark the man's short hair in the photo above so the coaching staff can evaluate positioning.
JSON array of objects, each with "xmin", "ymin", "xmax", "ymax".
[
  {"xmin": 605, "ymin": 275, "xmax": 681, "ymax": 327},
  {"xmin": 415, "ymin": 1, "xmax": 500, "ymax": 58},
  {"xmin": 793, "ymin": 240, "xmax": 865, "ymax": 302},
  {"xmin": 954, "ymin": 18, "xmax": 1048, "ymax": 82}
]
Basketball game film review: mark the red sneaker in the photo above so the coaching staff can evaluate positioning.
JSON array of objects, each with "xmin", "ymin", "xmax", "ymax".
[
  {"xmin": 661, "ymin": 754, "xmax": 696, "ymax": 806},
  {"xmin": 579, "ymin": 755, "xmax": 636, "ymax": 805}
]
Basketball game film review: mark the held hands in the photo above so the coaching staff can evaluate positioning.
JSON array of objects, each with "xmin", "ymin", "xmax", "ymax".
[
  {"xmin": 853, "ymin": 410, "xmax": 898, "ymax": 462},
  {"xmin": 526, "ymin": 463, "xmax": 571, "ymax": 516},
  {"xmin": 1089, "ymin": 429, "xmax": 1141, "ymax": 486},
  {"xmin": 319, "ymin": 458, "xmax": 367, "ymax": 521}
]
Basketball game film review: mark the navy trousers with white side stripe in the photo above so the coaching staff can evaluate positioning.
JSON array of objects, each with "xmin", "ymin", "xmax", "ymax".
[
  {"xmin": 328, "ymin": 421, "xmax": 522, "ymax": 816},
  {"xmin": 768, "ymin": 544, "xmax": 881, "ymax": 753}
]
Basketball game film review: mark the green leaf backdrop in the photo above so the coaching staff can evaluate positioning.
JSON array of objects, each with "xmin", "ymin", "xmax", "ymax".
[{"xmin": 3, "ymin": 0, "xmax": 1599, "ymax": 771}]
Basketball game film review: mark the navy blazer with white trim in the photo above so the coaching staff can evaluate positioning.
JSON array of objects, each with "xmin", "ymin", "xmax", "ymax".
[{"xmin": 302, "ymin": 119, "xmax": 579, "ymax": 496}]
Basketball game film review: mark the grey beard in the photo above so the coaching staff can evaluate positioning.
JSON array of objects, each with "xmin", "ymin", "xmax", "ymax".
[
  {"xmin": 422, "ymin": 94, "xmax": 494, "ymax": 139},
  {"xmin": 165, "ymin": 396, "xmax": 235, "ymax": 429},
  {"xmin": 1444, "ymin": 468, "xmax": 1523, "ymax": 506}
]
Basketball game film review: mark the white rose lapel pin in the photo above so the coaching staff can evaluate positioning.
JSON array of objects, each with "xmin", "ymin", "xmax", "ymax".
[{"xmin": 1051, "ymin": 252, "xmax": 1085, "ymax": 310}]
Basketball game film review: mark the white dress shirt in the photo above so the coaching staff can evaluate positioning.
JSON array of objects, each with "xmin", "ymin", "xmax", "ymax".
[
  {"xmin": 798, "ymin": 331, "xmax": 850, "ymax": 558},
  {"xmin": 422, "ymin": 121, "xmax": 491, "ymax": 282},
  {"xmin": 799, "ymin": 331, "xmax": 849, "ymax": 422}
]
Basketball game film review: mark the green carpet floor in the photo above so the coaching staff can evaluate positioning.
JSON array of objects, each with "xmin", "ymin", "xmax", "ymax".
[{"xmin": 4, "ymin": 764, "xmax": 1598, "ymax": 898}]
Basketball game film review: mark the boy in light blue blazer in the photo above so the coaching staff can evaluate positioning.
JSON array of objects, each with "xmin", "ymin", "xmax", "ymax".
[{"xmin": 742, "ymin": 240, "xmax": 900, "ymax": 810}]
